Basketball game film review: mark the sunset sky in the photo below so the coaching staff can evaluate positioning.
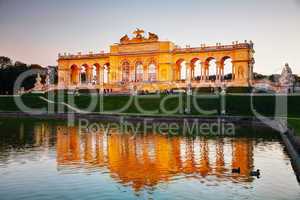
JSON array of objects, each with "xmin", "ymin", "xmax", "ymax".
[{"xmin": 0, "ymin": 0, "xmax": 300, "ymax": 74}]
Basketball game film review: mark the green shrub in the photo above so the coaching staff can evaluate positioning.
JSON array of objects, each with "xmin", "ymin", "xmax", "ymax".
[
  {"xmin": 226, "ymin": 87, "xmax": 252, "ymax": 93},
  {"xmin": 193, "ymin": 87, "xmax": 214, "ymax": 93}
]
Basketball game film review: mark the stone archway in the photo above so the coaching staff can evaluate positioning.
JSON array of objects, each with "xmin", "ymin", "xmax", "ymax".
[
  {"xmin": 70, "ymin": 64, "xmax": 80, "ymax": 85},
  {"xmin": 190, "ymin": 58, "xmax": 201, "ymax": 81},
  {"xmin": 175, "ymin": 59, "xmax": 187, "ymax": 81},
  {"xmin": 221, "ymin": 56, "xmax": 233, "ymax": 81},
  {"xmin": 93, "ymin": 63, "xmax": 101, "ymax": 84},
  {"xmin": 204, "ymin": 57, "xmax": 217, "ymax": 81},
  {"xmin": 80, "ymin": 64, "xmax": 89, "ymax": 84}
]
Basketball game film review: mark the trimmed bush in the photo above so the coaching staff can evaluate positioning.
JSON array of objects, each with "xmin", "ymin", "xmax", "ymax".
[
  {"xmin": 193, "ymin": 87, "xmax": 214, "ymax": 93},
  {"xmin": 226, "ymin": 87, "xmax": 252, "ymax": 93}
]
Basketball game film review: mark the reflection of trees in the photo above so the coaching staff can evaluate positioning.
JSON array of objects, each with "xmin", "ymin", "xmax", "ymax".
[
  {"xmin": 55, "ymin": 126, "xmax": 255, "ymax": 191},
  {"xmin": 0, "ymin": 121, "xmax": 56, "ymax": 164}
]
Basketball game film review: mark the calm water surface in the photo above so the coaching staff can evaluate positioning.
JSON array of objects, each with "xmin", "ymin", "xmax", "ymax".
[{"xmin": 0, "ymin": 119, "xmax": 299, "ymax": 200}]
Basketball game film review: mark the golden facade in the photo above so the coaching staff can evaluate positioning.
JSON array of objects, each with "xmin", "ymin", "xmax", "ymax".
[{"xmin": 57, "ymin": 29, "xmax": 255, "ymax": 92}]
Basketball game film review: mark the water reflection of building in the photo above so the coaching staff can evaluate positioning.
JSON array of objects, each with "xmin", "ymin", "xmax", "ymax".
[
  {"xmin": 33, "ymin": 123, "xmax": 51, "ymax": 147},
  {"xmin": 232, "ymin": 139, "xmax": 254, "ymax": 179},
  {"xmin": 54, "ymin": 126, "xmax": 254, "ymax": 191}
]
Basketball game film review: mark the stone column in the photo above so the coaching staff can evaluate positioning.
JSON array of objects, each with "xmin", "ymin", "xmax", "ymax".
[
  {"xmin": 76, "ymin": 69, "xmax": 80, "ymax": 85},
  {"xmin": 186, "ymin": 62, "xmax": 192, "ymax": 84},
  {"xmin": 205, "ymin": 62, "xmax": 210, "ymax": 81},
  {"xmin": 79, "ymin": 71, "xmax": 82, "ymax": 85},
  {"xmin": 232, "ymin": 64, "xmax": 235, "ymax": 80},
  {"xmin": 66, "ymin": 70, "xmax": 70, "ymax": 85},
  {"xmin": 99, "ymin": 67, "xmax": 103, "ymax": 85},
  {"xmin": 105, "ymin": 66, "xmax": 110, "ymax": 84},
  {"xmin": 143, "ymin": 66, "xmax": 148, "ymax": 82},
  {"xmin": 107, "ymin": 69, "xmax": 110, "ymax": 84},
  {"xmin": 201, "ymin": 62, "xmax": 206, "ymax": 81},
  {"xmin": 191, "ymin": 67, "xmax": 194, "ymax": 80},
  {"xmin": 130, "ymin": 65, "xmax": 135, "ymax": 82},
  {"xmin": 171, "ymin": 63, "xmax": 176, "ymax": 81},
  {"xmin": 200, "ymin": 65, "xmax": 203, "ymax": 81},
  {"xmin": 206, "ymin": 66, "xmax": 209, "ymax": 81},
  {"xmin": 89, "ymin": 67, "xmax": 93, "ymax": 84},
  {"xmin": 86, "ymin": 67, "xmax": 92, "ymax": 84},
  {"xmin": 169, "ymin": 63, "xmax": 175, "ymax": 81},
  {"xmin": 220, "ymin": 67, "xmax": 224, "ymax": 81},
  {"xmin": 218, "ymin": 66, "xmax": 222, "ymax": 81},
  {"xmin": 58, "ymin": 68, "xmax": 64, "ymax": 86},
  {"xmin": 216, "ymin": 61, "xmax": 221, "ymax": 81}
]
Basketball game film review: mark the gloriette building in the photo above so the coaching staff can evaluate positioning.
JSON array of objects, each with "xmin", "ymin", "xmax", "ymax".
[{"xmin": 57, "ymin": 29, "xmax": 255, "ymax": 93}]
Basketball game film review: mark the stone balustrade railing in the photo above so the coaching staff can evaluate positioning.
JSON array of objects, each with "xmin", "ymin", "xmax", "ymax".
[
  {"xmin": 58, "ymin": 52, "xmax": 109, "ymax": 59},
  {"xmin": 58, "ymin": 42, "xmax": 253, "ymax": 60},
  {"xmin": 173, "ymin": 43, "xmax": 253, "ymax": 53}
]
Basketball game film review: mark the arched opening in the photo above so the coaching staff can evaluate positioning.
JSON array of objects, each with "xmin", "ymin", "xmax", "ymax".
[
  {"xmin": 222, "ymin": 57, "xmax": 233, "ymax": 81},
  {"xmin": 70, "ymin": 64, "xmax": 79, "ymax": 85},
  {"xmin": 191, "ymin": 58, "xmax": 201, "ymax": 81},
  {"xmin": 207, "ymin": 58, "xmax": 217, "ymax": 81},
  {"xmin": 135, "ymin": 61, "xmax": 143, "ymax": 82},
  {"xmin": 180, "ymin": 61, "xmax": 187, "ymax": 80},
  {"xmin": 103, "ymin": 63, "xmax": 110, "ymax": 84},
  {"xmin": 176, "ymin": 59, "xmax": 187, "ymax": 81},
  {"xmin": 92, "ymin": 63, "xmax": 101, "ymax": 84},
  {"xmin": 80, "ymin": 65, "xmax": 88, "ymax": 84},
  {"xmin": 148, "ymin": 62, "xmax": 157, "ymax": 82},
  {"xmin": 194, "ymin": 60, "xmax": 202, "ymax": 80},
  {"xmin": 122, "ymin": 61, "xmax": 130, "ymax": 82}
]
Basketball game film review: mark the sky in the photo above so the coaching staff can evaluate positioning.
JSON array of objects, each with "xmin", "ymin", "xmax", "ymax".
[{"xmin": 0, "ymin": 0, "xmax": 300, "ymax": 75}]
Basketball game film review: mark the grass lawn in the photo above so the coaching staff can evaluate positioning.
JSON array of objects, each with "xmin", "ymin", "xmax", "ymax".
[
  {"xmin": 288, "ymin": 118, "xmax": 300, "ymax": 136},
  {"xmin": 0, "ymin": 93, "xmax": 300, "ymax": 118}
]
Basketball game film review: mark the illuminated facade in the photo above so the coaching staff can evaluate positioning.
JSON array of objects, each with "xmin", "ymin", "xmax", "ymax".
[{"xmin": 57, "ymin": 29, "xmax": 255, "ymax": 93}]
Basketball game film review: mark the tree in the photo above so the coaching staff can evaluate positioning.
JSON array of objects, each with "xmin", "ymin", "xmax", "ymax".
[
  {"xmin": 0, "ymin": 57, "xmax": 46, "ymax": 94},
  {"xmin": 0, "ymin": 56, "xmax": 12, "ymax": 68},
  {"xmin": 253, "ymin": 72, "xmax": 267, "ymax": 80}
]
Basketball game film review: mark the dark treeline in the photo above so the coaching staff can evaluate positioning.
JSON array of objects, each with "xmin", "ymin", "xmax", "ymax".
[{"xmin": 0, "ymin": 56, "xmax": 57, "ymax": 95}]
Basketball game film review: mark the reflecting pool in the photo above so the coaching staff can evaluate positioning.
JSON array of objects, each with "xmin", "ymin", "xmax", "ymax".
[{"xmin": 0, "ymin": 119, "xmax": 299, "ymax": 200}]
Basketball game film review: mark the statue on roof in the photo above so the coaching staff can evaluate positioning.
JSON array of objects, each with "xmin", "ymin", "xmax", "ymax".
[
  {"xmin": 148, "ymin": 32, "xmax": 159, "ymax": 40},
  {"xmin": 133, "ymin": 28, "xmax": 145, "ymax": 39},
  {"xmin": 120, "ymin": 34, "xmax": 130, "ymax": 44}
]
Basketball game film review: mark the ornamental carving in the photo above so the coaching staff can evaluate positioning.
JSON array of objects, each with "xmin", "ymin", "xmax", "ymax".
[{"xmin": 120, "ymin": 29, "xmax": 159, "ymax": 44}]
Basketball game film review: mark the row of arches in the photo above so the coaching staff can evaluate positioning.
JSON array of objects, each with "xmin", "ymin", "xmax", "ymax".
[
  {"xmin": 68, "ymin": 57, "xmax": 244, "ymax": 85},
  {"xmin": 121, "ymin": 60, "xmax": 157, "ymax": 82},
  {"xmin": 175, "ymin": 57, "xmax": 235, "ymax": 81},
  {"xmin": 70, "ymin": 63, "xmax": 110, "ymax": 85}
]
